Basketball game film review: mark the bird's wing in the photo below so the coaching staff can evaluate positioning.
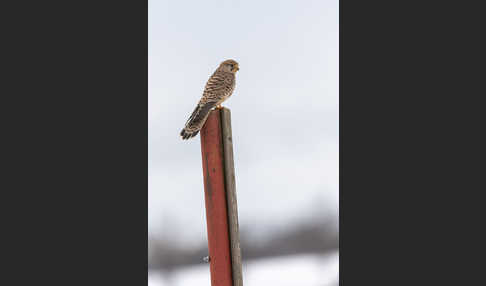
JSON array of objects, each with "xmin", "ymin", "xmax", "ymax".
[{"xmin": 185, "ymin": 100, "xmax": 217, "ymax": 127}]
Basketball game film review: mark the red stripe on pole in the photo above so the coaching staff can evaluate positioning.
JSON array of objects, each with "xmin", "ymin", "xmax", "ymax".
[{"xmin": 200, "ymin": 109, "xmax": 233, "ymax": 286}]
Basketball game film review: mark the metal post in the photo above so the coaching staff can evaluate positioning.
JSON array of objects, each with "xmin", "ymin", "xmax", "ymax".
[
  {"xmin": 220, "ymin": 108, "xmax": 243, "ymax": 286},
  {"xmin": 200, "ymin": 108, "xmax": 243, "ymax": 286}
]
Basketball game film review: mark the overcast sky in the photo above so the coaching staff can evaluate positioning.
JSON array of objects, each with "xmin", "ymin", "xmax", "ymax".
[{"xmin": 149, "ymin": 0, "xmax": 338, "ymax": 245}]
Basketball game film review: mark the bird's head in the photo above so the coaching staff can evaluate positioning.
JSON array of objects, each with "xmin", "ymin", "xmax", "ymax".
[{"xmin": 219, "ymin": 59, "xmax": 239, "ymax": 74}]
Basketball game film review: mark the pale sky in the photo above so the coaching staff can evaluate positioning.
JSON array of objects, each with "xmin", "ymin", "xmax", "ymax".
[{"xmin": 149, "ymin": 0, "xmax": 338, "ymax": 245}]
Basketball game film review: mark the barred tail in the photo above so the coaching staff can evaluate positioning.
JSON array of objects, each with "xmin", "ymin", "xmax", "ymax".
[{"xmin": 180, "ymin": 101, "xmax": 217, "ymax": 140}]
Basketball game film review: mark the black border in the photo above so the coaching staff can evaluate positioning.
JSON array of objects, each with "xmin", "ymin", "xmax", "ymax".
[
  {"xmin": 3, "ymin": 1, "xmax": 148, "ymax": 284},
  {"xmin": 340, "ymin": 1, "xmax": 483, "ymax": 284}
]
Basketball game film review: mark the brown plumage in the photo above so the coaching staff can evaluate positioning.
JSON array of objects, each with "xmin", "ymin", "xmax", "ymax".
[{"xmin": 180, "ymin": 59, "xmax": 239, "ymax": 140}]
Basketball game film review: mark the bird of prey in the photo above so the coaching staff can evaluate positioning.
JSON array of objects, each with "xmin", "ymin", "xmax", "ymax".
[{"xmin": 180, "ymin": 59, "xmax": 239, "ymax": 140}]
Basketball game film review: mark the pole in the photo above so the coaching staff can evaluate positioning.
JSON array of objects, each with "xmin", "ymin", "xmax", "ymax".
[
  {"xmin": 200, "ymin": 108, "xmax": 243, "ymax": 286},
  {"xmin": 220, "ymin": 108, "xmax": 243, "ymax": 286}
]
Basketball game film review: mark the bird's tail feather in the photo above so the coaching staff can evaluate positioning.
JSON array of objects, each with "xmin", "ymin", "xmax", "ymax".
[
  {"xmin": 180, "ymin": 101, "xmax": 217, "ymax": 140},
  {"xmin": 180, "ymin": 129, "xmax": 199, "ymax": 140}
]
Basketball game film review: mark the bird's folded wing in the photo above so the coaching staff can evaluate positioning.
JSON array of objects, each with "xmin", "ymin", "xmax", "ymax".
[{"xmin": 185, "ymin": 101, "xmax": 218, "ymax": 128}]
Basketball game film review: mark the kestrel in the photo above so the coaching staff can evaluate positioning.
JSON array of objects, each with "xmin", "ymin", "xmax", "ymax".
[{"xmin": 180, "ymin": 59, "xmax": 239, "ymax": 140}]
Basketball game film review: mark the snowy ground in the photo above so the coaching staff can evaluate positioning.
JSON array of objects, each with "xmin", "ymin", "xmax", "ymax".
[{"xmin": 148, "ymin": 250, "xmax": 339, "ymax": 286}]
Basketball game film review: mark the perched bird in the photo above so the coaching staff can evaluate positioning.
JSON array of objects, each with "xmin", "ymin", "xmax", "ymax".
[{"xmin": 180, "ymin": 59, "xmax": 239, "ymax": 140}]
